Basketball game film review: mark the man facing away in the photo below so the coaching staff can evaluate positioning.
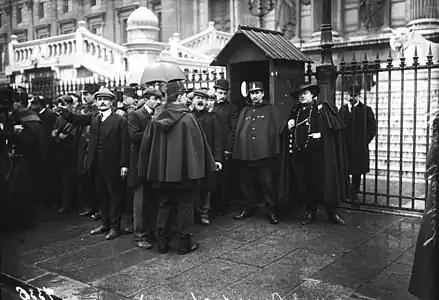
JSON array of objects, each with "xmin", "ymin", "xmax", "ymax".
[
  {"xmin": 233, "ymin": 81, "xmax": 284, "ymax": 225},
  {"xmin": 127, "ymin": 87, "xmax": 162, "ymax": 249},
  {"xmin": 138, "ymin": 81, "xmax": 216, "ymax": 255},
  {"xmin": 60, "ymin": 88, "xmax": 130, "ymax": 240}
]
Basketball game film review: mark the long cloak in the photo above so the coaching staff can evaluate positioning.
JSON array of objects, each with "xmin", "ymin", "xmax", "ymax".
[
  {"xmin": 408, "ymin": 118, "xmax": 439, "ymax": 300},
  {"xmin": 278, "ymin": 100, "xmax": 349, "ymax": 208}
]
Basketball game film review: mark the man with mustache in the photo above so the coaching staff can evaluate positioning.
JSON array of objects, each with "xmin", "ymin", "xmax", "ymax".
[
  {"xmin": 59, "ymin": 88, "xmax": 129, "ymax": 240},
  {"xmin": 127, "ymin": 88, "xmax": 162, "ymax": 249},
  {"xmin": 233, "ymin": 82, "xmax": 284, "ymax": 224},
  {"xmin": 189, "ymin": 90, "xmax": 222, "ymax": 225}
]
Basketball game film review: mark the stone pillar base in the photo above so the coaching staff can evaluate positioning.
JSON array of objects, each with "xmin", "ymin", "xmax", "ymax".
[
  {"xmin": 304, "ymin": 30, "xmax": 343, "ymax": 46},
  {"xmin": 407, "ymin": 18, "xmax": 439, "ymax": 34}
]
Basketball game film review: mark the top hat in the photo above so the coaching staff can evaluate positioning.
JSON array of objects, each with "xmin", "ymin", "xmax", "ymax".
[
  {"xmin": 142, "ymin": 87, "xmax": 162, "ymax": 99},
  {"xmin": 248, "ymin": 81, "xmax": 264, "ymax": 92},
  {"xmin": 94, "ymin": 88, "xmax": 116, "ymax": 100},
  {"xmin": 214, "ymin": 79, "xmax": 229, "ymax": 91},
  {"xmin": 290, "ymin": 84, "xmax": 320, "ymax": 99}
]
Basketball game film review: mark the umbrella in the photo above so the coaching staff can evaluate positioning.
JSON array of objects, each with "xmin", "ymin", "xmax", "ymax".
[{"xmin": 140, "ymin": 62, "xmax": 187, "ymax": 85}]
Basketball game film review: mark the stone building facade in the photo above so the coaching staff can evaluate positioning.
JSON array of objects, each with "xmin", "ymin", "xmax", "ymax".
[{"xmin": 1, "ymin": 0, "xmax": 439, "ymax": 81}]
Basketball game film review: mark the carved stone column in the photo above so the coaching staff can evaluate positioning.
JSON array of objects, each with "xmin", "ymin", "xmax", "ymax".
[{"xmin": 406, "ymin": 0, "xmax": 439, "ymax": 31}]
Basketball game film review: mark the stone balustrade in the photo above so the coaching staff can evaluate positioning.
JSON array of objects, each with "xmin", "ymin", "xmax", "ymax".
[{"xmin": 180, "ymin": 21, "xmax": 232, "ymax": 54}]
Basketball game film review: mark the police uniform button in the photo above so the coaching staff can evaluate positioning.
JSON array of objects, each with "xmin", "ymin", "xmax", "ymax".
[
  {"xmin": 252, "ymin": 128, "xmax": 255, "ymax": 130},
  {"xmin": 289, "ymin": 150, "xmax": 293, "ymax": 153},
  {"xmin": 252, "ymin": 137, "xmax": 255, "ymax": 139},
  {"xmin": 289, "ymin": 144, "xmax": 292, "ymax": 148},
  {"xmin": 289, "ymin": 139, "xmax": 293, "ymax": 143}
]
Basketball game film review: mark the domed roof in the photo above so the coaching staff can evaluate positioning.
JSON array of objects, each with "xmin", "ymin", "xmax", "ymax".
[{"xmin": 127, "ymin": 7, "xmax": 159, "ymax": 30}]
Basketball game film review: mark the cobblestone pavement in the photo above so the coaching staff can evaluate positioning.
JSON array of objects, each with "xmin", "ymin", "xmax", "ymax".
[{"xmin": 0, "ymin": 208, "xmax": 421, "ymax": 300}]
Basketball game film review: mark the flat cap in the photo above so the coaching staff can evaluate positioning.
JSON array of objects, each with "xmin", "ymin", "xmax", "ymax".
[{"xmin": 94, "ymin": 88, "xmax": 116, "ymax": 100}]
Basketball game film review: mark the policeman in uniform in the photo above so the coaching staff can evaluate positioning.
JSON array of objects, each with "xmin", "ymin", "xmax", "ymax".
[{"xmin": 233, "ymin": 81, "xmax": 284, "ymax": 224}]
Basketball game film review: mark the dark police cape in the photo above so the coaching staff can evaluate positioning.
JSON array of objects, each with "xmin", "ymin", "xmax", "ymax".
[
  {"xmin": 408, "ymin": 118, "xmax": 438, "ymax": 300},
  {"xmin": 137, "ymin": 102, "xmax": 216, "ymax": 183},
  {"xmin": 278, "ymin": 100, "xmax": 349, "ymax": 209}
]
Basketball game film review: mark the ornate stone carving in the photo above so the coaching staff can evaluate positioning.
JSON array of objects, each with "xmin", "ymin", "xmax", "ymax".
[
  {"xmin": 275, "ymin": 0, "xmax": 297, "ymax": 38},
  {"xmin": 359, "ymin": 0, "xmax": 386, "ymax": 31}
]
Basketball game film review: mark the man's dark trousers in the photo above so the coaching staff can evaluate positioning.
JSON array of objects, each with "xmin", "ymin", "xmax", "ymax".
[
  {"xmin": 211, "ymin": 155, "xmax": 231, "ymax": 214},
  {"xmin": 240, "ymin": 158, "xmax": 276, "ymax": 214},
  {"xmin": 156, "ymin": 183, "xmax": 196, "ymax": 247},
  {"xmin": 133, "ymin": 182, "xmax": 157, "ymax": 242},
  {"xmin": 93, "ymin": 158, "xmax": 122, "ymax": 229}
]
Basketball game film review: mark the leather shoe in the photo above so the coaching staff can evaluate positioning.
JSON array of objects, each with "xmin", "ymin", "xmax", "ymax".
[
  {"xmin": 135, "ymin": 240, "xmax": 153, "ymax": 249},
  {"xmin": 105, "ymin": 228, "xmax": 120, "ymax": 240},
  {"xmin": 78, "ymin": 210, "xmax": 93, "ymax": 217},
  {"xmin": 157, "ymin": 244, "xmax": 168, "ymax": 254},
  {"xmin": 301, "ymin": 212, "xmax": 316, "ymax": 225},
  {"xmin": 269, "ymin": 213, "xmax": 279, "ymax": 225},
  {"xmin": 178, "ymin": 242, "xmax": 200, "ymax": 255},
  {"xmin": 200, "ymin": 216, "xmax": 211, "ymax": 226},
  {"xmin": 90, "ymin": 213, "xmax": 101, "ymax": 221},
  {"xmin": 122, "ymin": 227, "xmax": 134, "ymax": 234},
  {"xmin": 57, "ymin": 207, "xmax": 68, "ymax": 214},
  {"xmin": 329, "ymin": 213, "xmax": 347, "ymax": 226},
  {"xmin": 235, "ymin": 210, "xmax": 252, "ymax": 220},
  {"xmin": 90, "ymin": 225, "xmax": 109, "ymax": 235}
]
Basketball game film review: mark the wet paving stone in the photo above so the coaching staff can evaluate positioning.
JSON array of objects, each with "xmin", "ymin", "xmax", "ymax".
[
  {"xmin": 302, "ymin": 227, "xmax": 375, "ymax": 257},
  {"xmin": 274, "ymin": 221, "xmax": 335, "ymax": 242},
  {"xmin": 364, "ymin": 227, "xmax": 418, "ymax": 252},
  {"xmin": 1, "ymin": 223, "xmax": 95, "ymax": 255},
  {"xmin": 21, "ymin": 232, "xmax": 105, "ymax": 264},
  {"xmin": 358, "ymin": 262, "xmax": 418, "ymax": 300},
  {"xmin": 195, "ymin": 234, "xmax": 246, "ymax": 258},
  {"xmin": 279, "ymin": 249, "xmax": 336, "ymax": 277},
  {"xmin": 313, "ymin": 245, "xmax": 402, "ymax": 289},
  {"xmin": 340, "ymin": 211, "xmax": 404, "ymax": 233},
  {"xmin": 396, "ymin": 246, "xmax": 415, "ymax": 265},
  {"xmin": 70, "ymin": 247, "xmax": 157, "ymax": 283},
  {"xmin": 224, "ymin": 256, "xmax": 305, "ymax": 298},
  {"xmin": 27, "ymin": 273, "xmax": 127, "ymax": 300},
  {"xmin": 220, "ymin": 235, "xmax": 299, "ymax": 267},
  {"xmin": 38, "ymin": 234, "xmax": 136, "ymax": 273},
  {"xmin": 221, "ymin": 221, "xmax": 281, "ymax": 243},
  {"xmin": 1, "ymin": 257, "xmax": 49, "ymax": 282},
  {"xmin": 171, "ymin": 258, "xmax": 258, "ymax": 298},
  {"xmin": 287, "ymin": 278, "xmax": 371, "ymax": 300}
]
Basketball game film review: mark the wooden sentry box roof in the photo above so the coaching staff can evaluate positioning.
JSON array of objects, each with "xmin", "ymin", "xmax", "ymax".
[{"xmin": 210, "ymin": 25, "xmax": 313, "ymax": 66}]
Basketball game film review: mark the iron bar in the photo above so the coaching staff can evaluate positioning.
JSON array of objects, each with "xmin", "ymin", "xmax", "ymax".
[
  {"xmin": 386, "ymin": 51, "xmax": 393, "ymax": 207},
  {"xmin": 398, "ymin": 51, "xmax": 406, "ymax": 208},
  {"xmin": 412, "ymin": 46, "xmax": 419, "ymax": 210},
  {"xmin": 374, "ymin": 52, "xmax": 380, "ymax": 206}
]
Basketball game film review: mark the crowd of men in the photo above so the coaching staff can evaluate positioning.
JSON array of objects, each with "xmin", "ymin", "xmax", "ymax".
[{"xmin": 0, "ymin": 78, "xmax": 376, "ymax": 255}]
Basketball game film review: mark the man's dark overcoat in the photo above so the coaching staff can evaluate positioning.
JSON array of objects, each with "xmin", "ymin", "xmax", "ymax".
[
  {"xmin": 408, "ymin": 118, "xmax": 438, "ymax": 300},
  {"xmin": 212, "ymin": 101, "xmax": 238, "ymax": 153},
  {"xmin": 64, "ymin": 111, "xmax": 129, "ymax": 179},
  {"xmin": 76, "ymin": 104, "xmax": 98, "ymax": 175},
  {"xmin": 138, "ymin": 102, "xmax": 216, "ymax": 183},
  {"xmin": 278, "ymin": 101, "xmax": 349, "ymax": 208},
  {"xmin": 127, "ymin": 106, "xmax": 152, "ymax": 188},
  {"xmin": 339, "ymin": 102, "xmax": 377, "ymax": 174}
]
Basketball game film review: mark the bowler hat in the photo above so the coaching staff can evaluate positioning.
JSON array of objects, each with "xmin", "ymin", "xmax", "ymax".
[
  {"xmin": 290, "ymin": 84, "xmax": 320, "ymax": 99},
  {"xmin": 29, "ymin": 95, "xmax": 45, "ymax": 106},
  {"xmin": 214, "ymin": 79, "xmax": 229, "ymax": 91},
  {"xmin": 248, "ymin": 81, "xmax": 264, "ymax": 92},
  {"xmin": 94, "ymin": 88, "xmax": 116, "ymax": 100},
  {"xmin": 347, "ymin": 84, "xmax": 362, "ymax": 96},
  {"xmin": 142, "ymin": 87, "xmax": 162, "ymax": 99},
  {"xmin": 166, "ymin": 81, "xmax": 186, "ymax": 102}
]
